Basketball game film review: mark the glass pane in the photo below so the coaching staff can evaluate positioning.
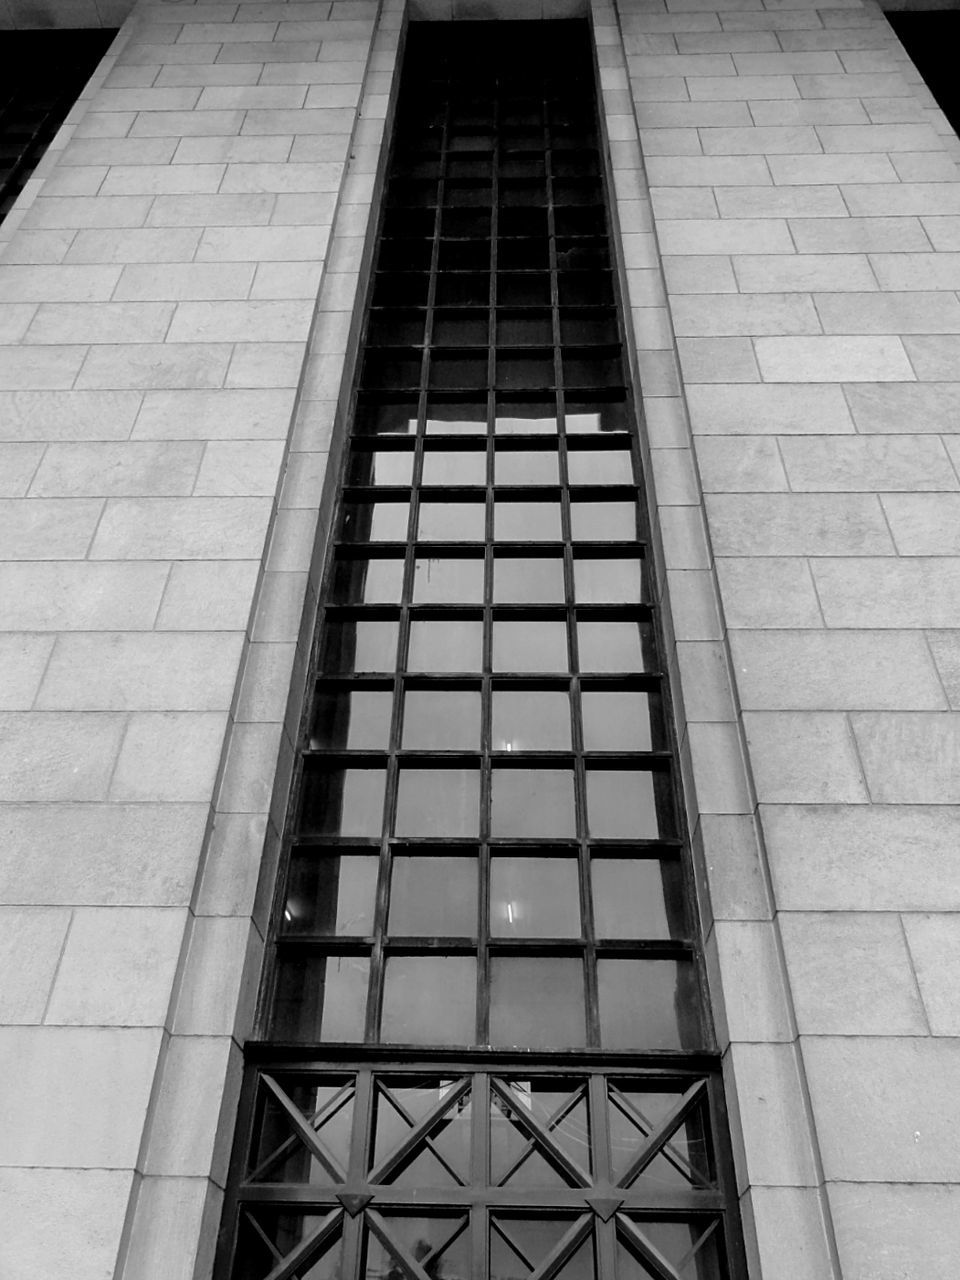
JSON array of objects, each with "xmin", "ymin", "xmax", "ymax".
[
  {"xmin": 567, "ymin": 449, "xmax": 633, "ymax": 485},
  {"xmin": 418, "ymin": 501, "xmax": 486, "ymax": 541},
  {"xmin": 331, "ymin": 557, "xmax": 404, "ymax": 605},
  {"xmin": 341, "ymin": 501, "xmax": 410, "ymax": 542},
  {"xmin": 273, "ymin": 953, "xmax": 369, "ymax": 1041},
  {"xmin": 424, "ymin": 401, "xmax": 487, "ymax": 434},
  {"xmin": 364, "ymin": 1214, "xmax": 472, "ymax": 1280},
  {"xmin": 249, "ymin": 1077, "xmax": 354, "ymax": 1182},
  {"xmin": 395, "ymin": 768, "xmax": 480, "ymax": 837},
  {"xmin": 577, "ymin": 622, "xmax": 653, "ymax": 673},
  {"xmin": 574, "ymin": 558, "xmax": 644, "ymax": 604},
  {"xmin": 381, "ymin": 955, "xmax": 477, "ymax": 1044},
  {"xmin": 300, "ymin": 768, "xmax": 386, "ymax": 838},
  {"xmin": 581, "ymin": 691, "xmax": 653, "ymax": 752},
  {"xmin": 236, "ymin": 1212, "xmax": 342, "ymax": 1280},
  {"xmin": 422, "ymin": 449, "xmax": 487, "ymax": 485},
  {"xmin": 564, "ymin": 402, "xmax": 629, "ymax": 434},
  {"xmin": 495, "ymin": 449, "xmax": 558, "ymax": 485},
  {"xmin": 433, "ymin": 312, "xmax": 489, "ymax": 345},
  {"xmin": 570, "ymin": 500, "xmax": 637, "ymax": 542},
  {"xmin": 408, "ymin": 620, "xmax": 483, "ymax": 672},
  {"xmin": 389, "ymin": 856, "xmax": 478, "ymax": 935},
  {"xmin": 372, "ymin": 1080, "xmax": 472, "ymax": 1184},
  {"xmin": 355, "ymin": 401, "xmax": 418, "ymax": 436},
  {"xmin": 403, "ymin": 689, "xmax": 481, "ymax": 749},
  {"xmin": 490, "ymin": 857, "xmax": 581, "ymax": 937},
  {"xmin": 498, "ymin": 310, "xmax": 552, "ymax": 345},
  {"xmin": 321, "ymin": 619, "xmax": 399, "ymax": 674},
  {"xmin": 494, "ymin": 556, "xmax": 565, "ymax": 604},
  {"xmin": 311, "ymin": 688, "xmax": 393, "ymax": 750},
  {"xmin": 284, "ymin": 853, "xmax": 379, "ymax": 935},
  {"xmin": 492, "ymin": 1078, "xmax": 592, "ymax": 1182},
  {"xmin": 491, "ymin": 769, "xmax": 577, "ymax": 837},
  {"xmin": 489, "ymin": 957, "xmax": 585, "ymax": 1047},
  {"xmin": 413, "ymin": 556, "xmax": 485, "ymax": 604},
  {"xmin": 598, "ymin": 959, "xmax": 703, "ymax": 1051},
  {"xmin": 592, "ymin": 858, "xmax": 685, "ymax": 940},
  {"xmin": 490, "ymin": 1217, "xmax": 581, "ymax": 1276},
  {"xmin": 493, "ymin": 621, "xmax": 568, "ymax": 672},
  {"xmin": 495, "ymin": 403, "xmax": 558, "ymax": 435},
  {"xmin": 492, "ymin": 689, "xmax": 571, "ymax": 751},
  {"xmin": 348, "ymin": 449, "xmax": 415, "ymax": 487},
  {"xmin": 586, "ymin": 770, "xmax": 660, "ymax": 840},
  {"xmin": 495, "ymin": 500, "xmax": 562, "ymax": 541}
]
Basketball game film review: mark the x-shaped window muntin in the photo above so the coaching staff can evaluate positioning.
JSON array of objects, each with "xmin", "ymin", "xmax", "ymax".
[{"xmin": 225, "ymin": 1061, "xmax": 734, "ymax": 1280}]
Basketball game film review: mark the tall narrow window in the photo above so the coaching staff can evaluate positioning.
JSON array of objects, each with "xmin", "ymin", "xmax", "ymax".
[{"xmin": 218, "ymin": 21, "xmax": 744, "ymax": 1280}]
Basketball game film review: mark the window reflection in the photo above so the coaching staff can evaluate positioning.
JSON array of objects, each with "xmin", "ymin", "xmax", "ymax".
[
  {"xmin": 381, "ymin": 956, "xmax": 477, "ymax": 1044},
  {"xmin": 490, "ymin": 857, "xmax": 580, "ymax": 937},
  {"xmin": 586, "ymin": 770, "xmax": 660, "ymax": 840},
  {"xmin": 403, "ymin": 689, "xmax": 481, "ymax": 750},
  {"xmin": 389, "ymin": 856, "xmax": 478, "ymax": 935},
  {"xmin": 489, "ymin": 957, "xmax": 585, "ymax": 1048},
  {"xmin": 409, "ymin": 620, "xmax": 483, "ymax": 672},
  {"xmin": 492, "ymin": 621, "xmax": 568, "ymax": 672},
  {"xmin": 395, "ymin": 768, "xmax": 480, "ymax": 837},
  {"xmin": 273, "ymin": 953, "xmax": 369, "ymax": 1042},
  {"xmin": 491, "ymin": 769, "xmax": 577, "ymax": 838},
  {"xmin": 492, "ymin": 690, "xmax": 571, "ymax": 752}
]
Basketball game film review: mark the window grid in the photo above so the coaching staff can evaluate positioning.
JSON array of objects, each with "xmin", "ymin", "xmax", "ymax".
[{"xmin": 221, "ymin": 21, "xmax": 745, "ymax": 1280}]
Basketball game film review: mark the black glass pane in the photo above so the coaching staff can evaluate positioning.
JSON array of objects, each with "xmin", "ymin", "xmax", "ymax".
[
  {"xmin": 284, "ymin": 853, "xmax": 379, "ymax": 936},
  {"xmin": 489, "ymin": 957, "xmax": 585, "ymax": 1048},
  {"xmin": 389, "ymin": 856, "xmax": 478, "ymax": 935}
]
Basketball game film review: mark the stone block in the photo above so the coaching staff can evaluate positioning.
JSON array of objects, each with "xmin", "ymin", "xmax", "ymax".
[
  {"xmin": 756, "ymin": 334, "xmax": 914, "ymax": 381},
  {"xmin": 134, "ymin": 387, "xmax": 296, "ymax": 440},
  {"xmin": 196, "ymin": 225, "xmax": 323, "ymax": 261},
  {"xmin": 846, "ymin": 382, "xmax": 960, "ymax": 434},
  {"xmin": 0, "ymin": 1026, "xmax": 161, "ymax": 1166},
  {"xmin": 194, "ymin": 440, "xmax": 285, "ymax": 497},
  {"xmin": 804, "ymin": 1037, "xmax": 960, "ymax": 1180},
  {"xmin": 31, "ymin": 441, "xmax": 204, "ymax": 497},
  {"xmin": 852, "ymin": 712, "xmax": 960, "ymax": 804},
  {"xmin": 90, "ymin": 496, "xmax": 271, "ymax": 559},
  {"xmin": 928, "ymin": 631, "xmax": 960, "ymax": 709},
  {"xmin": 226, "ymin": 341, "xmax": 305, "ymax": 388},
  {"xmin": 110, "ymin": 711, "xmax": 228, "ymax": 803},
  {"xmin": 814, "ymin": 558, "xmax": 960, "ymax": 628},
  {"xmin": 156, "ymin": 560, "xmax": 261, "ymax": 631},
  {"xmin": 0, "ymin": 801, "xmax": 206, "ymax": 908},
  {"xmin": 142, "ymin": 1036, "xmax": 238, "ymax": 1179},
  {"xmin": 750, "ymin": 98, "xmax": 869, "ymax": 126},
  {"xmin": 0, "ymin": 711, "xmax": 125, "ymax": 801},
  {"xmin": 694, "ymin": 437, "xmax": 787, "ymax": 492},
  {"xmin": 0, "ymin": 1168, "xmax": 133, "ymax": 1280},
  {"xmin": 77, "ymin": 343, "xmax": 232, "ymax": 391},
  {"xmin": 196, "ymin": 811, "xmax": 268, "ymax": 918},
  {"xmin": 871, "ymin": 253, "xmax": 960, "ymax": 291},
  {"xmin": 781, "ymin": 912, "xmax": 927, "ymax": 1035},
  {"xmin": 742, "ymin": 711, "xmax": 869, "ymax": 804},
  {"xmin": 670, "ymin": 293, "xmax": 821, "ymax": 337},
  {"xmin": 687, "ymin": 383, "xmax": 854, "ymax": 434},
  {"xmin": 903, "ymin": 914, "xmax": 960, "ymax": 1035},
  {"xmin": 45, "ymin": 907, "xmax": 186, "ymax": 1027},
  {"xmin": 0, "ymin": 907, "xmax": 71, "ymax": 1022},
  {"xmin": 21, "ymin": 195, "xmax": 152, "ymax": 230},
  {"xmin": 114, "ymin": 263, "xmax": 255, "ymax": 302},
  {"xmin": 816, "ymin": 289, "xmax": 960, "ymax": 334},
  {"xmin": 831, "ymin": 1183, "xmax": 960, "ymax": 1280},
  {"xmin": 0, "ymin": 345, "xmax": 87, "ymax": 391},
  {"xmin": 744, "ymin": 1186, "xmax": 837, "ymax": 1280},
  {"xmin": 732, "ymin": 251, "xmax": 876, "ymax": 291},
  {"xmin": 698, "ymin": 812, "xmax": 772, "ymax": 923},
  {"xmin": 660, "ymin": 218, "xmax": 794, "ymax": 254},
  {"xmin": 715, "ymin": 920, "xmax": 793, "ymax": 1042},
  {"xmin": 217, "ymin": 720, "xmax": 283, "ymax": 813},
  {"xmin": 781, "ymin": 435, "xmax": 956, "ymax": 491},
  {"xmin": 0, "ymin": 634, "xmax": 54, "ymax": 709},
  {"xmin": 0, "ymin": 497, "xmax": 103, "ymax": 560},
  {"xmin": 843, "ymin": 182, "xmax": 960, "ymax": 217},
  {"xmin": 706, "ymin": 492, "xmax": 893, "ymax": 556},
  {"xmin": 701, "ymin": 125, "xmax": 821, "ymax": 154},
  {"xmin": 882, "ymin": 494, "xmax": 960, "ymax": 555},
  {"xmin": 677, "ymin": 336, "xmax": 759, "ymax": 383},
  {"xmin": 121, "ymin": 1177, "xmax": 216, "ymax": 1280},
  {"xmin": 716, "ymin": 558, "xmax": 822, "ymax": 628},
  {"xmin": 687, "ymin": 721, "xmax": 752, "ymax": 815},
  {"xmin": 173, "ymin": 916, "xmax": 259, "ymax": 1036},
  {"xmin": 726, "ymin": 1042, "xmax": 820, "ymax": 1187},
  {"xmin": 687, "ymin": 75, "xmax": 800, "ymax": 101},
  {"xmin": 167, "ymin": 299, "xmax": 312, "ymax": 344},
  {"xmin": 65, "ymin": 227, "xmax": 202, "ymax": 264},
  {"xmin": 763, "ymin": 803, "xmax": 960, "ymax": 912},
  {"xmin": 790, "ymin": 214, "xmax": 930, "ymax": 252},
  {"xmin": 100, "ymin": 164, "xmax": 224, "ymax": 197},
  {"xmin": 37, "ymin": 632, "xmax": 244, "ymax": 712},
  {"xmin": 716, "ymin": 184, "xmax": 847, "ymax": 217},
  {"xmin": 731, "ymin": 629, "xmax": 944, "ymax": 711},
  {"xmin": 645, "ymin": 155, "xmax": 773, "ymax": 187},
  {"xmin": 662, "ymin": 255, "xmax": 738, "ymax": 294},
  {"xmin": 0, "ymin": 562, "xmax": 169, "ymax": 631}
]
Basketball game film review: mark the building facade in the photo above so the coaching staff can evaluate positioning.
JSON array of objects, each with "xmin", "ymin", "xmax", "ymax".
[{"xmin": 1, "ymin": 1, "xmax": 959, "ymax": 1278}]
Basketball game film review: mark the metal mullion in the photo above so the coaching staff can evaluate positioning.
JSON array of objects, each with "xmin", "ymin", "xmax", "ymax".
[{"xmin": 544, "ymin": 101, "xmax": 596, "ymax": 1050}]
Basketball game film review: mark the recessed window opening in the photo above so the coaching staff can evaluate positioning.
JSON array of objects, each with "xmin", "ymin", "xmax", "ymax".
[{"xmin": 217, "ymin": 21, "xmax": 745, "ymax": 1280}]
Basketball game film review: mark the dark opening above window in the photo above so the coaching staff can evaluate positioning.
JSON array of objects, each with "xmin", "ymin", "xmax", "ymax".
[
  {"xmin": 886, "ymin": 11, "xmax": 960, "ymax": 136},
  {"xmin": 0, "ymin": 30, "xmax": 116, "ymax": 221}
]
